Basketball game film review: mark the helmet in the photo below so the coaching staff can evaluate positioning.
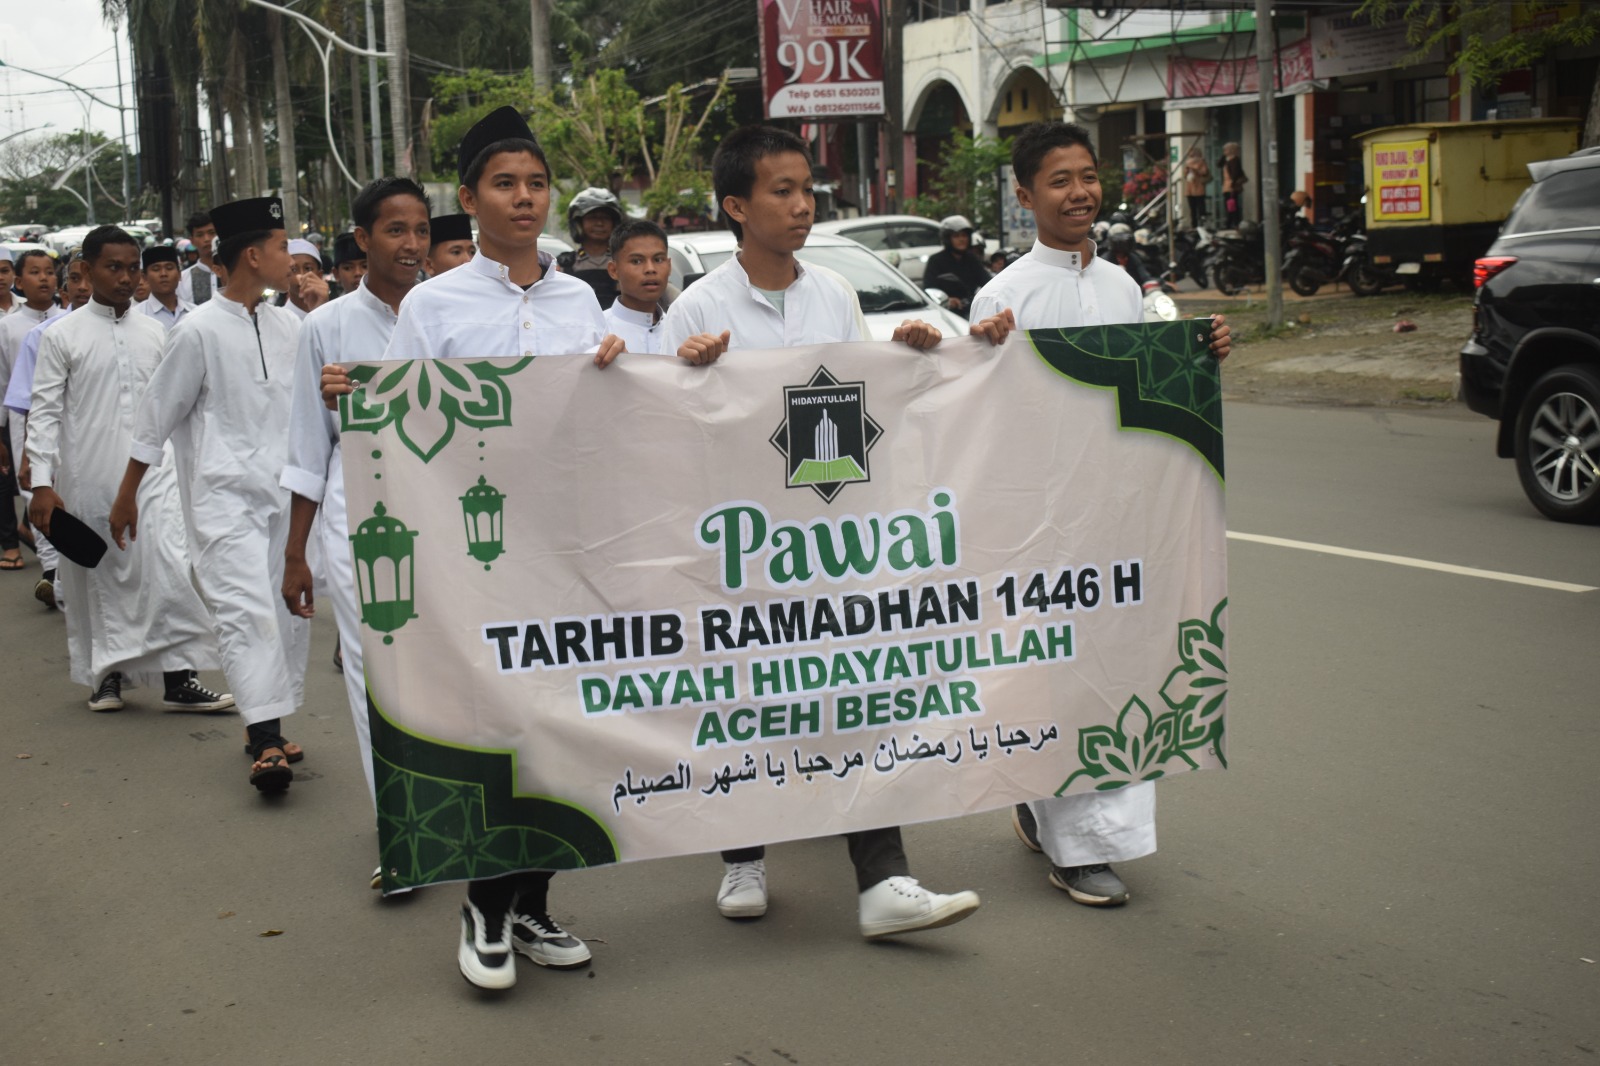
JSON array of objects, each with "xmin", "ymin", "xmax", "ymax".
[
  {"xmin": 567, "ymin": 187, "xmax": 623, "ymax": 242},
  {"xmin": 1108, "ymin": 222, "xmax": 1135, "ymax": 255},
  {"xmin": 939, "ymin": 214, "xmax": 974, "ymax": 235},
  {"xmin": 1091, "ymin": 220, "xmax": 1111, "ymax": 243},
  {"xmin": 175, "ymin": 238, "xmax": 194, "ymax": 252}
]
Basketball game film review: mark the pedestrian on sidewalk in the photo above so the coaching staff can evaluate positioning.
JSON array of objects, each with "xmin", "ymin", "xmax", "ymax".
[
  {"xmin": 1182, "ymin": 146, "xmax": 1212, "ymax": 228},
  {"xmin": 1220, "ymin": 142, "xmax": 1248, "ymax": 229}
]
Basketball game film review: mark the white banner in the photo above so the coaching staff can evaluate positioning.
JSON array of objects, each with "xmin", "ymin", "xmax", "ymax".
[{"xmin": 339, "ymin": 326, "xmax": 1228, "ymax": 889}]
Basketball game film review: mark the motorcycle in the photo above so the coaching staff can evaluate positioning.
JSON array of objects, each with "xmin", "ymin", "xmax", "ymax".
[
  {"xmin": 1163, "ymin": 226, "xmax": 1214, "ymax": 290},
  {"xmin": 1141, "ymin": 279, "xmax": 1179, "ymax": 323},
  {"xmin": 1282, "ymin": 212, "xmax": 1362, "ymax": 297},
  {"xmin": 1207, "ymin": 221, "xmax": 1266, "ymax": 296},
  {"xmin": 1333, "ymin": 200, "xmax": 1395, "ymax": 297}
]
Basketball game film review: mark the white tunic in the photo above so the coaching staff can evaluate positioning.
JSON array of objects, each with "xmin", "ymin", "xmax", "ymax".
[
  {"xmin": 4, "ymin": 305, "xmax": 69, "ymax": 575},
  {"xmin": 974, "ymin": 238, "xmax": 1156, "ymax": 869},
  {"xmin": 136, "ymin": 295, "xmax": 195, "ymax": 332},
  {"xmin": 129, "ymin": 294, "xmax": 309, "ymax": 724},
  {"xmin": 661, "ymin": 255, "xmax": 867, "ymax": 354},
  {"xmin": 601, "ymin": 301, "xmax": 665, "ymax": 355},
  {"xmin": 383, "ymin": 248, "xmax": 607, "ymax": 363},
  {"xmin": 280, "ymin": 278, "xmax": 400, "ymax": 805},
  {"xmin": 27, "ymin": 300, "xmax": 220, "ymax": 687},
  {"xmin": 0, "ymin": 304, "xmax": 60, "ymax": 431}
]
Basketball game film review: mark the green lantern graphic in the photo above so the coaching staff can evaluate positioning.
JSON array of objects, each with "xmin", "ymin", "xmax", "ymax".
[
  {"xmin": 350, "ymin": 502, "xmax": 419, "ymax": 644},
  {"xmin": 459, "ymin": 475, "xmax": 506, "ymax": 568}
]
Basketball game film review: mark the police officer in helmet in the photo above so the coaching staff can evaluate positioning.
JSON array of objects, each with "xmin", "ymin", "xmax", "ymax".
[
  {"xmin": 557, "ymin": 187, "xmax": 624, "ymax": 308},
  {"xmin": 921, "ymin": 214, "xmax": 993, "ymax": 318}
]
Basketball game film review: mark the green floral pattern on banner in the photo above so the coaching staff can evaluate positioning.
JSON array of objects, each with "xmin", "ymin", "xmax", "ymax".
[
  {"xmin": 340, "ymin": 356, "xmax": 534, "ymax": 463},
  {"xmin": 1028, "ymin": 321, "xmax": 1223, "ymax": 481},
  {"xmin": 1058, "ymin": 599, "xmax": 1228, "ymax": 793}
]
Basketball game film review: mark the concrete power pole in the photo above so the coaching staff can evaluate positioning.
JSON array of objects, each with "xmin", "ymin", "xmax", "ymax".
[
  {"xmin": 270, "ymin": 14, "xmax": 301, "ymax": 233},
  {"xmin": 1255, "ymin": 0, "xmax": 1283, "ymax": 329},
  {"xmin": 884, "ymin": 0, "xmax": 903, "ymax": 213},
  {"xmin": 385, "ymin": 0, "xmax": 411, "ymax": 176},
  {"xmin": 365, "ymin": 0, "xmax": 383, "ymax": 176},
  {"xmin": 530, "ymin": 0, "xmax": 552, "ymax": 93}
]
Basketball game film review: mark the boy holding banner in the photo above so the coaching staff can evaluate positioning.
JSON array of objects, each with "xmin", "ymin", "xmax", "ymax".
[
  {"xmin": 322, "ymin": 107, "xmax": 625, "ymax": 991},
  {"xmin": 970, "ymin": 122, "xmax": 1231, "ymax": 908},
  {"xmin": 663, "ymin": 125, "xmax": 1013, "ymax": 940}
]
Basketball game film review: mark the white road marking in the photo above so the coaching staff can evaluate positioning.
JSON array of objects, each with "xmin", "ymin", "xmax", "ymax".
[{"xmin": 1226, "ymin": 532, "xmax": 1598, "ymax": 593}]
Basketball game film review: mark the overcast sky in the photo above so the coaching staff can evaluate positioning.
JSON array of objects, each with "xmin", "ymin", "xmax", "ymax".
[{"xmin": 0, "ymin": 0, "xmax": 132, "ymax": 148}]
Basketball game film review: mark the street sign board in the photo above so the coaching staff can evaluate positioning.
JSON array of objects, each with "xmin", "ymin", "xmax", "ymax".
[{"xmin": 759, "ymin": 0, "xmax": 885, "ymax": 120}]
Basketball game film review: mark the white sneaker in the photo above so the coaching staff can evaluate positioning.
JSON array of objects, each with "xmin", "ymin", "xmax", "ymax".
[
  {"xmin": 858, "ymin": 876, "xmax": 980, "ymax": 939},
  {"xmin": 457, "ymin": 902, "xmax": 516, "ymax": 989},
  {"xmin": 512, "ymin": 910, "xmax": 592, "ymax": 969},
  {"xmin": 716, "ymin": 860, "xmax": 768, "ymax": 918}
]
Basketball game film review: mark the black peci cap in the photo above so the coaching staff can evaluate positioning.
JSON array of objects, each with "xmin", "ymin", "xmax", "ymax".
[
  {"xmin": 429, "ymin": 213, "xmax": 474, "ymax": 246},
  {"xmin": 143, "ymin": 246, "xmax": 181, "ymax": 269},
  {"xmin": 456, "ymin": 105, "xmax": 538, "ymax": 185},
  {"xmin": 333, "ymin": 232, "xmax": 365, "ymax": 266},
  {"xmin": 210, "ymin": 196, "xmax": 285, "ymax": 240}
]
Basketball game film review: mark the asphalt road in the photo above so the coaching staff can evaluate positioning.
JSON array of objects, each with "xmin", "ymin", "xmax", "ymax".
[{"xmin": 2, "ymin": 401, "xmax": 1596, "ymax": 1066}]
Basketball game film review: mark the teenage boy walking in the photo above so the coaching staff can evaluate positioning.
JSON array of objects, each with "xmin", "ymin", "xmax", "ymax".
[
  {"xmin": 664, "ymin": 125, "xmax": 1010, "ymax": 940},
  {"xmin": 321, "ymin": 107, "xmax": 623, "ymax": 991},
  {"xmin": 110, "ymin": 197, "xmax": 310, "ymax": 794},
  {"xmin": 970, "ymin": 121, "xmax": 1230, "ymax": 908}
]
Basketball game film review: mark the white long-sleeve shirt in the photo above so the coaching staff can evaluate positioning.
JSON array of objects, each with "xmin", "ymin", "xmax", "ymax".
[
  {"xmin": 382, "ymin": 248, "xmax": 606, "ymax": 364},
  {"xmin": 660, "ymin": 254, "xmax": 868, "ymax": 354},
  {"xmin": 969, "ymin": 239, "xmax": 1142, "ymax": 330},
  {"xmin": 0, "ymin": 303, "xmax": 62, "ymax": 427}
]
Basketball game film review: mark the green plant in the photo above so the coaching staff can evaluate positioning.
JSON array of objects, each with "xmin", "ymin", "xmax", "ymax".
[{"xmin": 905, "ymin": 131, "xmax": 1012, "ymax": 234}]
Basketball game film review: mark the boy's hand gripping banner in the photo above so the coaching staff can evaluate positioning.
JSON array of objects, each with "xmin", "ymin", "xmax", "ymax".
[{"xmin": 340, "ymin": 325, "xmax": 1228, "ymax": 891}]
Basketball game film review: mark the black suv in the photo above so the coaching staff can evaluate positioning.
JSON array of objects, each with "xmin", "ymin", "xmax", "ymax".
[{"xmin": 1460, "ymin": 147, "xmax": 1600, "ymax": 523}]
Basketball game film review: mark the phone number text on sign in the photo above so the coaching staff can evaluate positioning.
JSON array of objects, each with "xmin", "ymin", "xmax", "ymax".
[{"xmin": 762, "ymin": 0, "xmax": 885, "ymax": 119}]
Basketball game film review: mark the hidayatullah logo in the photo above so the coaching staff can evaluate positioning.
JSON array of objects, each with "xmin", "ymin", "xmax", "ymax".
[
  {"xmin": 769, "ymin": 366, "xmax": 881, "ymax": 503},
  {"xmin": 269, "ymin": 201, "xmax": 283, "ymax": 220}
]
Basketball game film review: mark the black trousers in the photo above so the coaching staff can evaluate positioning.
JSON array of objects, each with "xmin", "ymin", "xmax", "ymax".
[
  {"xmin": 1187, "ymin": 195, "xmax": 1207, "ymax": 227},
  {"xmin": 0, "ymin": 475, "xmax": 19, "ymax": 553},
  {"xmin": 723, "ymin": 826, "xmax": 910, "ymax": 892},
  {"xmin": 467, "ymin": 870, "xmax": 553, "ymax": 916}
]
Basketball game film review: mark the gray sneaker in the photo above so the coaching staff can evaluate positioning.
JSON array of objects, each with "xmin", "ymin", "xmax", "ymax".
[{"xmin": 1048, "ymin": 863, "xmax": 1129, "ymax": 906}]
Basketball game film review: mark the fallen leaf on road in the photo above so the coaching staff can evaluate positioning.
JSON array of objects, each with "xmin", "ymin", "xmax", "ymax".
[
  {"xmin": 258, "ymin": 929, "xmax": 284, "ymax": 937},
  {"xmin": 17, "ymin": 753, "xmax": 31, "ymax": 759},
  {"xmin": 1393, "ymin": 320, "xmax": 1417, "ymax": 333},
  {"xmin": 218, "ymin": 911, "xmax": 235, "ymax": 920}
]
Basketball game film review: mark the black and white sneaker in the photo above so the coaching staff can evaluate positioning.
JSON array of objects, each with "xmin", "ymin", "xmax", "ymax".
[
  {"xmin": 511, "ymin": 910, "xmax": 591, "ymax": 969},
  {"xmin": 87, "ymin": 672, "xmax": 124, "ymax": 712},
  {"xmin": 1012, "ymin": 803, "xmax": 1043, "ymax": 853},
  {"xmin": 458, "ymin": 902, "xmax": 516, "ymax": 989},
  {"xmin": 34, "ymin": 574, "xmax": 56, "ymax": 611},
  {"xmin": 161, "ymin": 676, "xmax": 235, "ymax": 713}
]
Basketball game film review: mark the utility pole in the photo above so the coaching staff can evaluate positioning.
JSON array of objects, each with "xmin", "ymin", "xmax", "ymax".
[
  {"xmin": 883, "ymin": 0, "xmax": 903, "ymax": 213},
  {"xmin": 113, "ymin": 20, "xmax": 130, "ymax": 215},
  {"xmin": 530, "ymin": 0, "xmax": 552, "ymax": 93},
  {"xmin": 385, "ymin": 0, "xmax": 411, "ymax": 175},
  {"xmin": 366, "ymin": 0, "xmax": 384, "ymax": 176},
  {"xmin": 270, "ymin": 14, "xmax": 301, "ymax": 232},
  {"xmin": 84, "ymin": 122, "xmax": 96, "ymax": 224},
  {"xmin": 1255, "ymin": 0, "xmax": 1283, "ymax": 329}
]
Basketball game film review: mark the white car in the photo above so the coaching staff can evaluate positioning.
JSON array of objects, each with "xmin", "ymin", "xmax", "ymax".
[
  {"xmin": 666, "ymin": 230, "xmax": 968, "ymax": 341},
  {"xmin": 41, "ymin": 226, "xmax": 94, "ymax": 256},
  {"xmin": 810, "ymin": 215, "xmax": 986, "ymax": 284}
]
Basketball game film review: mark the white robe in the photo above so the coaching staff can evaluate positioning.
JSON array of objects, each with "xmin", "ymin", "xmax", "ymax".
[
  {"xmin": 3, "ymin": 304, "xmax": 68, "ymax": 575},
  {"xmin": 128, "ymin": 294, "xmax": 309, "ymax": 725},
  {"xmin": 973, "ymin": 239, "xmax": 1157, "ymax": 868},
  {"xmin": 136, "ymin": 295, "xmax": 195, "ymax": 332},
  {"xmin": 26, "ymin": 300, "xmax": 220, "ymax": 687},
  {"xmin": 281, "ymin": 278, "xmax": 399, "ymax": 805}
]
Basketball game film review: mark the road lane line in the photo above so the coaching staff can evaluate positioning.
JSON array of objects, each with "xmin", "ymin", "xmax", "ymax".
[{"xmin": 1226, "ymin": 532, "xmax": 1598, "ymax": 593}]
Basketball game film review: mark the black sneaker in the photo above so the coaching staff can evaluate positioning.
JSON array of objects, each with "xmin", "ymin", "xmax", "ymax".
[
  {"xmin": 511, "ymin": 910, "xmax": 591, "ymax": 969},
  {"xmin": 1012, "ymin": 803, "xmax": 1043, "ymax": 853},
  {"xmin": 87, "ymin": 672, "xmax": 124, "ymax": 712},
  {"xmin": 34, "ymin": 574, "xmax": 56, "ymax": 610},
  {"xmin": 1048, "ymin": 863, "xmax": 1129, "ymax": 906},
  {"xmin": 458, "ymin": 902, "xmax": 516, "ymax": 989},
  {"xmin": 161, "ymin": 676, "xmax": 235, "ymax": 712}
]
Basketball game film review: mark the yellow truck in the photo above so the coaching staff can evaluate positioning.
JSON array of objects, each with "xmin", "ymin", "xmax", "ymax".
[{"xmin": 1355, "ymin": 118, "xmax": 1580, "ymax": 288}]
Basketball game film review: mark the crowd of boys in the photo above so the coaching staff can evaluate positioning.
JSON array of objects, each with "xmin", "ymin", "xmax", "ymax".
[{"xmin": 1, "ymin": 110, "xmax": 1228, "ymax": 991}]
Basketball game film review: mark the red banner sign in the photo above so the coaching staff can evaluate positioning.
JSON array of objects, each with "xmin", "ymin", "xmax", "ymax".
[
  {"xmin": 760, "ymin": 0, "xmax": 885, "ymax": 119},
  {"xmin": 1167, "ymin": 37, "xmax": 1315, "ymax": 100}
]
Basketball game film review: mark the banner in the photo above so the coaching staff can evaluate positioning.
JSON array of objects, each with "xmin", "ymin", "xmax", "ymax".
[
  {"xmin": 1167, "ymin": 37, "xmax": 1315, "ymax": 100},
  {"xmin": 339, "ymin": 326, "xmax": 1229, "ymax": 891},
  {"xmin": 760, "ymin": 0, "xmax": 885, "ymax": 119},
  {"xmin": 1372, "ymin": 139, "xmax": 1432, "ymax": 220}
]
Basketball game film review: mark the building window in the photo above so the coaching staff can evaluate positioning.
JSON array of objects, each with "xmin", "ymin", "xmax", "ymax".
[
  {"xmin": 907, "ymin": 0, "xmax": 971, "ymax": 21},
  {"xmin": 1397, "ymin": 76, "xmax": 1450, "ymax": 123}
]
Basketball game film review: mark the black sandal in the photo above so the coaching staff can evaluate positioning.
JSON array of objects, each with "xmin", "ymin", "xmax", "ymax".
[{"xmin": 250, "ymin": 751, "xmax": 293, "ymax": 793}]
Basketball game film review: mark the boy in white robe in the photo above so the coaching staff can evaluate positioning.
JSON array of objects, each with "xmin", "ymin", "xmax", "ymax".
[
  {"xmin": 25, "ymin": 226, "xmax": 229, "ymax": 713},
  {"xmin": 969, "ymin": 121, "xmax": 1230, "ymax": 908},
  {"xmin": 281, "ymin": 177, "xmax": 431, "ymax": 885},
  {"xmin": 601, "ymin": 219, "xmax": 670, "ymax": 355},
  {"xmin": 110, "ymin": 197, "xmax": 310, "ymax": 794},
  {"xmin": 136, "ymin": 246, "xmax": 195, "ymax": 331},
  {"xmin": 322, "ymin": 108, "xmax": 624, "ymax": 991}
]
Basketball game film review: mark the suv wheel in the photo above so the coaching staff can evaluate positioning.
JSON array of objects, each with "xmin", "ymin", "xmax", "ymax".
[{"xmin": 1513, "ymin": 365, "xmax": 1600, "ymax": 523}]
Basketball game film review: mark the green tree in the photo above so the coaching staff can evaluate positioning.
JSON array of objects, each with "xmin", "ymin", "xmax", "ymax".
[
  {"xmin": 1358, "ymin": 0, "xmax": 1600, "ymax": 146},
  {"xmin": 0, "ymin": 131, "xmax": 138, "ymax": 228},
  {"xmin": 906, "ymin": 132, "xmax": 1013, "ymax": 235}
]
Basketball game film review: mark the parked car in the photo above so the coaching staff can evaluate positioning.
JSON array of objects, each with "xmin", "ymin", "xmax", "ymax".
[
  {"xmin": 811, "ymin": 214, "xmax": 984, "ymax": 284},
  {"xmin": 1458, "ymin": 146, "xmax": 1600, "ymax": 523},
  {"xmin": 666, "ymin": 230, "xmax": 968, "ymax": 341}
]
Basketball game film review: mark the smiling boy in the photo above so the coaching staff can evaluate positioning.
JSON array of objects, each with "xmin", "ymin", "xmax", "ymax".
[{"xmin": 970, "ymin": 121, "xmax": 1230, "ymax": 909}]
